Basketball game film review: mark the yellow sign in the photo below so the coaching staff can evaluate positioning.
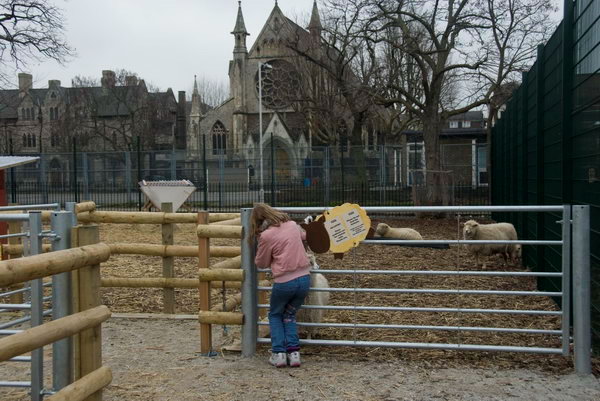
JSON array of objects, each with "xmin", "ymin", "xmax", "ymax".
[{"xmin": 321, "ymin": 203, "xmax": 371, "ymax": 253}]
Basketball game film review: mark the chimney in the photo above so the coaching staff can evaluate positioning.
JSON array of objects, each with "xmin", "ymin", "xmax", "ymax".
[
  {"xmin": 101, "ymin": 70, "xmax": 116, "ymax": 88},
  {"xmin": 18, "ymin": 73, "xmax": 33, "ymax": 92},
  {"xmin": 125, "ymin": 75, "xmax": 138, "ymax": 86},
  {"xmin": 48, "ymin": 80, "xmax": 61, "ymax": 88}
]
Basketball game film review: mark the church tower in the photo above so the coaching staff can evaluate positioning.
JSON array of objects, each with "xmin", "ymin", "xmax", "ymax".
[
  {"xmin": 188, "ymin": 75, "xmax": 203, "ymax": 152},
  {"xmin": 230, "ymin": 1, "xmax": 249, "ymax": 150},
  {"xmin": 308, "ymin": 0, "xmax": 322, "ymax": 39}
]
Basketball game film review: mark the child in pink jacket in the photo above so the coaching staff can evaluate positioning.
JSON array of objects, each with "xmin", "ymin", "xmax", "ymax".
[{"xmin": 251, "ymin": 203, "xmax": 311, "ymax": 367}]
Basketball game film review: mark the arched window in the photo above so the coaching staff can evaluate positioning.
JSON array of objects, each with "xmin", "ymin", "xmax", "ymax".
[
  {"xmin": 30, "ymin": 107, "xmax": 35, "ymax": 120},
  {"xmin": 31, "ymin": 134, "xmax": 36, "ymax": 147},
  {"xmin": 26, "ymin": 108, "xmax": 31, "ymax": 120},
  {"xmin": 22, "ymin": 134, "xmax": 27, "ymax": 147},
  {"xmin": 211, "ymin": 121, "xmax": 227, "ymax": 155},
  {"xmin": 21, "ymin": 108, "xmax": 25, "ymax": 120}
]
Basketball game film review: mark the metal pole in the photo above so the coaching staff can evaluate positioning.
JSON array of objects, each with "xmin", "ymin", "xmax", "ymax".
[
  {"xmin": 561, "ymin": 205, "xmax": 571, "ymax": 356},
  {"xmin": 51, "ymin": 211, "xmax": 74, "ymax": 390},
  {"xmin": 125, "ymin": 151, "xmax": 132, "ymax": 204},
  {"xmin": 241, "ymin": 208, "xmax": 258, "ymax": 357},
  {"xmin": 82, "ymin": 152, "xmax": 90, "ymax": 201},
  {"xmin": 72, "ymin": 138, "xmax": 79, "ymax": 203},
  {"xmin": 28, "ymin": 211, "xmax": 44, "ymax": 401},
  {"xmin": 202, "ymin": 134, "xmax": 208, "ymax": 210},
  {"xmin": 258, "ymin": 62, "xmax": 265, "ymax": 203},
  {"xmin": 271, "ymin": 132, "xmax": 275, "ymax": 206},
  {"xmin": 572, "ymin": 205, "xmax": 591, "ymax": 374},
  {"xmin": 324, "ymin": 146, "xmax": 330, "ymax": 205},
  {"xmin": 65, "ymin": 202, "xmax": 78, "ymax": 226},
  {"xmin": 40, "ymin": 154, "xmax": 48, "ymax": 204},
  {"xmin": 137, "ymin": 136, "xmax": 142, "ymax": 211},
  {"xmin": 171, "ymin": 149, "xmax": 177, "ymax": 180}
]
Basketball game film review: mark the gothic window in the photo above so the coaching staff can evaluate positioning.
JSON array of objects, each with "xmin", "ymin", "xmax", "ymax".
[
  {"xmin": 51, "ymin": 92, "xmax": 56, "ymax": 99},
  {"xmin": 255, "ymin": 59, "xmax": 301, "ymax": 110},
  {"xmin": 211, "ymin": 121, "xmax": 227, "ymax": 155},
  {"xmin": 21, "ymin": 108, "xmax": 25, "ymax": 120},
  {"xmin": 22, "ymin": 134, "xmax": 27, "ymax": 147},
  {"xmin": 30, "ymin": 107, "xmax": 35, "ymax": 120},
  {"xmin": 26, "ymin": 108, "xmax": 31, "ymax": 120},
  {"xmin": 31, "ymin": 134, "xmax": 36, "ymax": 147}
]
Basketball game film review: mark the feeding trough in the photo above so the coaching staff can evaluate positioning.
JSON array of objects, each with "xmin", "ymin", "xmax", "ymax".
[{"xmin": 138, "ymin": 180, "xmax": 196, "ymax": 212}]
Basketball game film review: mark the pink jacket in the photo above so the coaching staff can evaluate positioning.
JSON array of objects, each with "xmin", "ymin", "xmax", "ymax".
[{"xmin": 255, "ymin": 220, "xmax": 311, "ymax": 283}]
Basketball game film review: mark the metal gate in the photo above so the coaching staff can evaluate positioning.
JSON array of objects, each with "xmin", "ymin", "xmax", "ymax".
[
  {"xmin": 0, "ymin": 203, "xmax": 76, "ymax": 400},
  {"xmin": 240, "ymin": 205, "xmax": 591, "ymax": 374}
]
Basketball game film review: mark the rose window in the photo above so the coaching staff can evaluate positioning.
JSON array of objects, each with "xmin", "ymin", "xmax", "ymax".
[{"xmin": 255, "ymin": 59, "xmax": 301, "ymax": 110}]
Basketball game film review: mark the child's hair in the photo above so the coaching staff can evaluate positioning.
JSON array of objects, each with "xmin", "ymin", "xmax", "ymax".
[{"xmin": 249, "ymin": 203, "xmax": 290, "ymax": 244}]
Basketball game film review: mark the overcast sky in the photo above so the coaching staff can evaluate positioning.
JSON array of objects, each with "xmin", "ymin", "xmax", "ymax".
[
  {"xmin": 24, "ymin": 0, "xmax": 563, "ymax": 98},
  {"xmin": 25, "ymin": 0, "xmax": 310, "ymax": 96}
]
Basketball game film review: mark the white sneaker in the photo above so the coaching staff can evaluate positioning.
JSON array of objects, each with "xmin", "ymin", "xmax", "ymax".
[
  {"xmin": 287, "ymin": 351, "xmax": 301, "ymax": 367},
  {"xmin": 269, "ymin": 352, "xmax": 287, "ymax": 368}
]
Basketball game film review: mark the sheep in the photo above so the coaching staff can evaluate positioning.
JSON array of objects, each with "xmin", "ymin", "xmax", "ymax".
[
  {"xmin": 462, "ymin": 220, "xmax": 518, "ymax": 269},
  {"xmin": 509, "ymin": 243, "xmax": 522, "ymax": 266},
  {"xmin": 296, "ymin": 253, "xmax": 330, "ymax": 340},
  {"xmin": 375, "ymin": 222, "xmax": 423, "ymax": 240}
]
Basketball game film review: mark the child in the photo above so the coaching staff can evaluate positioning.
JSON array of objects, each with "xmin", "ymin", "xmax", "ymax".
[{"xmin": 251, "ymin": 203, "xmax": 311, "ymax": 367}]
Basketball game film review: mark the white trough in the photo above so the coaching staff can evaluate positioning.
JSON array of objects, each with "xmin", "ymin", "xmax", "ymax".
[{"xmin": 138, "ymin": 180, "xmax": 196, "ymax": 212}]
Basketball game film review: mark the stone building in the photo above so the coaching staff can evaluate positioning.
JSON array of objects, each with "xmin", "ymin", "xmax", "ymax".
[
  {"xmin": 0, "ymin": 70, "xmax": 184, "ymax": 155},
  {"xmin": 186, "ymin": 1, "xmax": 382, "ymax": 182},
  {"xmin": 0, "ymin": 70, "xmax": 185, "ymax": 184}
]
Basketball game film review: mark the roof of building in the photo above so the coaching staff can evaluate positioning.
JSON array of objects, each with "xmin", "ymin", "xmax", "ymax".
[
  {"xmin": 448, "ymin": 111, "xmax": 484, "ymax": 121},
  {"xmin": 402, "ymin": 127, "xmax": 486, "ymax": 138},
  {"xmin": 0, "ymin": 156, "xmax": 40, "ymax": 170}
]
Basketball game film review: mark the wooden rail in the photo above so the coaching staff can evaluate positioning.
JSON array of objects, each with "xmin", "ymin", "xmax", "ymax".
[{"xmin": 77, "ymin": 210, "xmax": 239, "ymax": 224}]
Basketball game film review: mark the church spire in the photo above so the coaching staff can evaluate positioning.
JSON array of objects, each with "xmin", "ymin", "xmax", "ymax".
[
  {"xmin": 308, "ymin": 0, "xmax": 322, "ymax": 37},
  {"xmin": 191, "ymin": 75, "xmax": 202, "ymax": 118},
  {"xmin": 193, "ymin": 75, "xmax": 199, "ymax": 95},
  {"xmin": 231, "ymin": 1, "xmax": 249, "ymax": 54}
]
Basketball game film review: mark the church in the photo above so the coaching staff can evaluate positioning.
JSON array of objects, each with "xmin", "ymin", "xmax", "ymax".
[
  {"xmin": 185, "ymin": 1, "xmax": 375, "ymax": 183},
  {"xmin": 185, "ymin": 1, "xmax": 488, "ymax": 187}
]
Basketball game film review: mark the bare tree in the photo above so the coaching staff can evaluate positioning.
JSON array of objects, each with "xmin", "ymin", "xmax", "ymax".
[
  {"xmin": 0, "ymin": 0, "xmax": 73, "ymax": 88},
  {"xmin": 191, "ymin": 76, "xmax": 228, "ymax": 108},
  {"xmin": 357, "ymin": 0, "xmax": 556, "ymax": 204},
  {"xmin": 286, "ymin": 0, "xmax": 383, "ymax": 181},
  {"xmin": 61, "ymin": 70, "xmax": 174, "ymax": 152}
]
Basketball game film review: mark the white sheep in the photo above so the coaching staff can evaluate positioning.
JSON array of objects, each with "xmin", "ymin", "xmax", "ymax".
[
  {"xmin": 462, "ymin": 220, "xmax": 518, "ymax": 269},
  {"xmin": 296, "ymin": 253, "xmax": 330, "ymax": 340},
  {"xmin": 375, "ymin": 222, "xmax": 423, "ymax": 240}
]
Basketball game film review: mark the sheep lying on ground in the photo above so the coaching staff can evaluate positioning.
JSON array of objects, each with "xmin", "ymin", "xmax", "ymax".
[
  {"xmin": 462, "ymin": 220, "xmax": 518, "ymax": 269},
  {"xmin": 375, "ymin": 223, "xmax": 423, "ymax": 240},
  {"xmin": 296, "ymin": 253, "xmax": 330, "ymax": 340}
]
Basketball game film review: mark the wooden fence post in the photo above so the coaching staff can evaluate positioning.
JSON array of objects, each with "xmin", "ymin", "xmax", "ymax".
[
  {"xmin": 161, "ymin": 202, "xmax": 175, "ymax": 313},
  {"xmin": 74, "ymin": 225, "xmax": 103, "ymax": 401},
  {"xmin": 197, "ymin": 211, "xmax": 212, "ymax": 354}
]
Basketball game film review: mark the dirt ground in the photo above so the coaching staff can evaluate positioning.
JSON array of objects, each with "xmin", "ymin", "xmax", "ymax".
[{"xmin": 2, "ymin": 215, "xmax": 600, "ymax": 400}]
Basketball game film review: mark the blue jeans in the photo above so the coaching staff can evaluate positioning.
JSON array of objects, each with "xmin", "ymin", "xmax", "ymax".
[{"xmin": 269, "ymin": 275, "xmax": 310, "ymax": 353}]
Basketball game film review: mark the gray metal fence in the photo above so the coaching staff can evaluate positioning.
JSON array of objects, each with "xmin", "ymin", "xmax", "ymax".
[
  {"xmin": 0, "ymin": 204, "xmax": 75, "ymax": 400},
  {"xmin": 240, "ymin": 205, "xmax": 591, "ymax": 373},
  {"xmin": 5, "ymin": 144, "xmax": 489, "ymax": 210}
]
